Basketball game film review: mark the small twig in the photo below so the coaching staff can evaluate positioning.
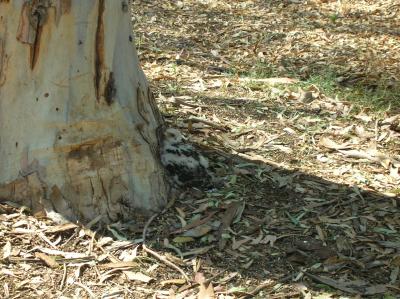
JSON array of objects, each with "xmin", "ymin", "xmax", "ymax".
[
  {"xmin": 141, "ymin": 196, "xmax": 188, "ymax": 281},
  {"xmin": 88, "ymin": 230, "xmax": 96, "ymax": 255},
  {"xmin": 387, "ymin": 285, "xmax": 400, "ymax": 292},
  {"xmin": 95, "ymin": 242, "xmax": 120, "ymax": 263},
  {"xmin": 178, "ymin": 270, "xmax": 225, "ymax": 293},
  {"xmin": 102, "ymin": 290, "xmax": 125, "ymax": 299},
  {"xmin": 37, "ymin": 232, "xmax": 58, "ymax": 249},
  {"xmin": 238, "ymin": 275, "xmax": 293, "ymax": 299},
  {"xmin": 238, "ymin": 77, "xmax": 299, "ymax": 84},
  {"xmin": 73, "ymin": 282, "xmax": 96, "ymax": 298},
  {"xmin": 142, "ymin": 196, "xmax": 176, "ymax": 244},
  {"xmin": 142, "ymin": 244, "xmax": 190, "ymax": 282},
  {"xmin": 268, "ymin": 291, "xmax": 301, "ymax": 299},
  {"xmin": 238, "ymin": 279, "xmax": 276, "ymax": 299},
  {"xmin": 142, "ymin": 213, "xmax": 159, "ymax": 244},
  {"xmin": 236, "ymin": 152, "xmax": 283, "ymax": 168},
  {"xmin": 93, "ymin": 264, "xmax": 102, "ymax": 282},
  {"xmin": 173, "ymin": 98, "xmax": 209, "ymax": 109},
  {"xmin": 186, "ymin": 117, "xmax": 228, "ymax": 131},
  {"xmin": 59, "ymin": 263, "xmax": 67, "ymax": 290}
]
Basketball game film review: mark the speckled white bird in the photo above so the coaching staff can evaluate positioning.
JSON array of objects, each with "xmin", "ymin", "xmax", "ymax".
[{"xmin": 160, "ymin": 128, "xmax": 212, "ymax": 187}]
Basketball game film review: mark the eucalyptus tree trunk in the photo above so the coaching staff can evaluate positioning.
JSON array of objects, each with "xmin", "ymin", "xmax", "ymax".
[{"xmin": 0, "ymin": 0, "xmax": 169, "ymax": 223}]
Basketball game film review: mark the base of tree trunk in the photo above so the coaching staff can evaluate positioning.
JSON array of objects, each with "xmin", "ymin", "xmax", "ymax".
[{"xmin": 0, "ymin": 1, "xmax": 169, "ymax": 223}]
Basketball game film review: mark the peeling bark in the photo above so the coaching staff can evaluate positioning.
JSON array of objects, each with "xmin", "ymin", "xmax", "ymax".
[
  {"xmin": 16, "ymin": 1, "xmax": 50, "ymax": 69},
  {"xmin": 55, "ymin": 0, "xmax": 72, "ymax": 24},
  {"xmin": 0, "ymin": 0, "xmax": 169, "ymax": 223}
]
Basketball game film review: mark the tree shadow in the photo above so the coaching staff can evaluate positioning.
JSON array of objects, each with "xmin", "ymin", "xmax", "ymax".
[
  {"xmin": 0, "ymin": 135, "xmax": 397, "ymax": 297},
  {"xmin": 135, "ymin": 138, "xmax": 399, "ymax": 297}
]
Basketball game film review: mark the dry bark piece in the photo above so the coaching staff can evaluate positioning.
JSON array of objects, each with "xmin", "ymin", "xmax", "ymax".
[{"xmin": 35, "ymin": 252, "xmax": 59, "ymax": 269}]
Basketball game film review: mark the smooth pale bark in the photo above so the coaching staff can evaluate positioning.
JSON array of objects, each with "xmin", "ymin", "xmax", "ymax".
[{"xmin": 0, "ymin": 0, "xmax": 169, "ymax": 222}]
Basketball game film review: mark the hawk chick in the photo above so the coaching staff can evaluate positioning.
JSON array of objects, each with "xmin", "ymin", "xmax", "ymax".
[{"xmin": 161, "ymin": 128, "xmax": 212, "ymax": 187}]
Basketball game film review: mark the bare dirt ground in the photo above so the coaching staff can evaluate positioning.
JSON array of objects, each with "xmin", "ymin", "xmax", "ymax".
[{"xmin": 1, "ymin": 1, "xmax": 399, "ymax": 298}]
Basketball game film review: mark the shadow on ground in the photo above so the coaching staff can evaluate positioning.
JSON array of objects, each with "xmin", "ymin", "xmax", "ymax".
[{"xmin": 1, "ymin": 140, "xmax": 397, "ymax": 298}]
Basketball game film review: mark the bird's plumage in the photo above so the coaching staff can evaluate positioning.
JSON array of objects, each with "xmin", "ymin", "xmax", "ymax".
[{"xmin": 161, "ymin": 128, "xmax": 212, "ymax": 187}]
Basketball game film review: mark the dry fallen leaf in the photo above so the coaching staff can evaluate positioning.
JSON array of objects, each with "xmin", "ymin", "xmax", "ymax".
[
  {"xmin": 198, "ymin": 282, "xmax": 215, "ymax": 299},
  {"xmin": 183, "ymin": 224, "xmax": 213, "ymax": 238},
  {"xmin": 45, "ymin": 223, "xmax": 78, "ymax": 234},
  {"xmin": 35, "ymin": 252, "xmax": 59, "ymax": 269},
  {"xmin": 99, "ymin": 261, "xmax": 138, "ymax": 270},
  {"xmin": 2, "ymin": 241, "xmax": 12, "ymax": 259},
  {"xmin": 160, "ymin": 279, "xmax": 187, "ymax": 286},
  {"xmin": 123, "ymin": 271, "xmax": 153, "ymax": 283},
  {"xmin": 319, "ymin": 137, "xmax": 351, "ymax": 150}
]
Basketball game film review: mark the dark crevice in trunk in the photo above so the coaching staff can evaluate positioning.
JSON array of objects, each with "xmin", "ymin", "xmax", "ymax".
[
  {"xmin": 30, "ymin": 23, "xmax": 42, "ymax": 70},
  {"xmin": 95, "ymin": 0, "xmax": 105, "ymax": 101},
  {"xmin": 104, "ymin": 72, "xmax": 116, "ymax": 105}
]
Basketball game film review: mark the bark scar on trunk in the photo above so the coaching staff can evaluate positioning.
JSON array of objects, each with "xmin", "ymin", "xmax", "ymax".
[
  {"xmin": 105, "ymin": 72, "xmax": 116, "ymax": 105},
  {"xmin": 16, "ymin": 1, "xmax": 49, "ymax": 69},
  {"xmin": 95, "ymin": 0, "xmax": 105, "ymax": 101},
  {"xmin": 0, "ymin": 37, "xmax": 7, "ymax": 86},
  {"xmin": 137, "ymin": 86, "xmax": 150, "ymax": 125},
  {"xmin": 30, "ymin": 20, "xmax": 43, "ymax": 70}
]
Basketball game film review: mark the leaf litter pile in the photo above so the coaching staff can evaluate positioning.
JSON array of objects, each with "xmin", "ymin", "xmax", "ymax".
[{"xmin": 1, "ymin": 1, "xmax": 400, "ymax": 298}]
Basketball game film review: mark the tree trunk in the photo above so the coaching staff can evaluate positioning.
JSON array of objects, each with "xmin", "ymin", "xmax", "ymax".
[{"xmin": 0, "ymin": 0, "xmax": 169, "ymax": 223}]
